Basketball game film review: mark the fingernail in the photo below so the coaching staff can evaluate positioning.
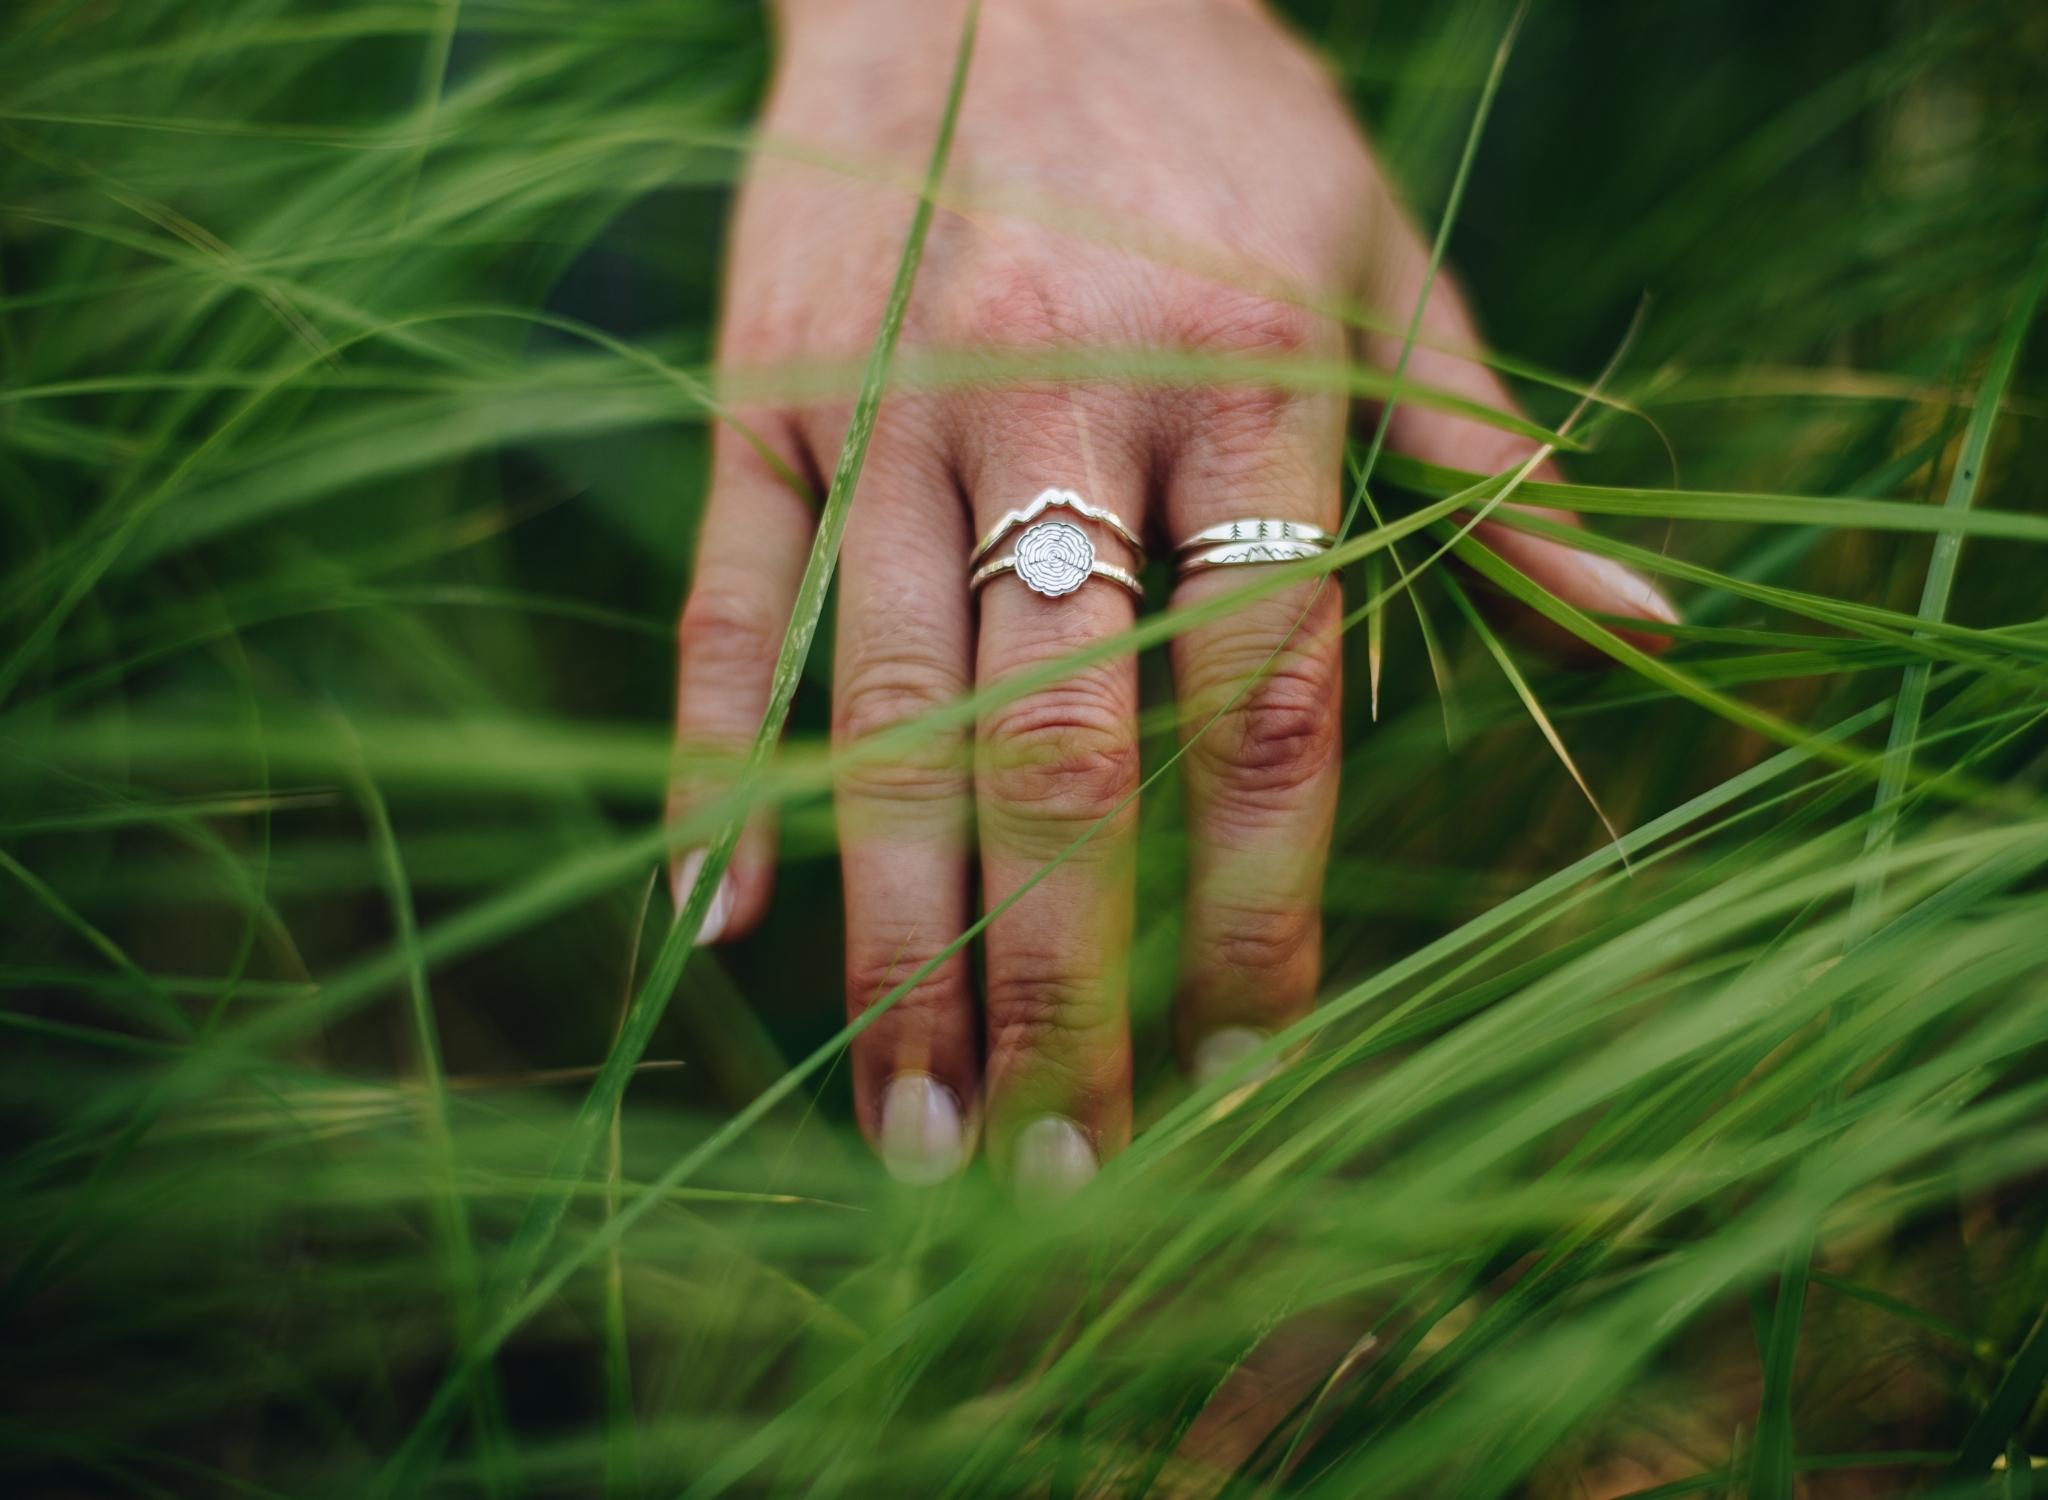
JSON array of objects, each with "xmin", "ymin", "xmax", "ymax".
[
  {"xmin": 1193, "ymin": 1026, "xmax": 1275, "ymax": 1086},
  {"xmin": 1012, "ymin": 1115, "xmax": 1097, "ymax": 1201},
  {"xmin": 1573, "ymin": 553, "xmax": 1679, "ymax": 627},
  {"xmin": 878, "ymin": 1073, "xmax": 968, "ymax": 1186},
  {"xmin": 670, "ymin": 849, "xmax": 738, "ymax": 945}
]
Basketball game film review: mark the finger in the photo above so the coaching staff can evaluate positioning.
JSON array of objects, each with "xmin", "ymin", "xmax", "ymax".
[
  {"xmin": 1359, "ymin": 222, "xmax": 1679, "ymax": 654},
  {"xmin": 829, "ymin": 417, "xmax": 980, "ymax": 1186},
  {"xmin": 1165, "ymin": 318, "xmax": 1345, "ymax": 1086},
  {"xmin": 670, "ymin": 418, "xmax": 814, "ymax": 943},
  {"xmin": 968, "ymin": 401, "xmax": 1150, "ymax": 1198}
]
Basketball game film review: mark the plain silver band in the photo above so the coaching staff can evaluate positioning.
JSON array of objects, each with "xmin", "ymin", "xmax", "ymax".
[
  {"xmin": 1171, "ymin": 518, "xmax": 1336, "ymax": 555},
  {"xmin": 970, "ymin": 554, "xmax": 1146, "ymax": 600},
  {"xmin": 1175, "ymin": 537, "xmax": 1334, "ymax": 576},
  {"xmin": 971, "ymin": 488, "xmax": 1145, "ymax": 566}
]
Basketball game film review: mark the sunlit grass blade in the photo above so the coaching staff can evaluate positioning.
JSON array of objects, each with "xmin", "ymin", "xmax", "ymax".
[{"xmin": 1439, "ymin": 571, "xmax": 1630, "ymax": 868}]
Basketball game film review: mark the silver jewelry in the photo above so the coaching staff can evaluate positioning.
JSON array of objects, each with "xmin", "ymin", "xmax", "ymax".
[
  {"xmin": 970, "ymin": 519, "xmax": 1145, "ymax": 601},
  {"xmin": 1171, "ymin": 518, "xmax": 1336, "ymax": 555},
  {"xmin": 1176, "ymin": 536, "xmax": 1333, "ymax": 575},
  {"xmin": 971, "ymin": 488, "xmax": 1143, "ymax": 567}
]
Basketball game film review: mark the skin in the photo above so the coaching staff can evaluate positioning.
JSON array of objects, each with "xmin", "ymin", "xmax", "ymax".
[{"xmin": 670, "ymin": 0, "xmax": 1677, "ymax": 1194}]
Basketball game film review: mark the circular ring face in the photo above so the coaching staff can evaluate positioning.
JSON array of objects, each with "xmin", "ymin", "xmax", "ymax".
[{"xmin": 1012, "ymin": 520, "xmax": 1096, "ymax": 597}]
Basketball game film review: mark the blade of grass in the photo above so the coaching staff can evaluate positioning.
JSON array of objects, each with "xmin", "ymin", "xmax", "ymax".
[
  {"xmin": 1377, "ymin": 451, "xmax": 2048, "ymax": 544},
  {"xmin": 347, "ymin": 729, "xmax": 514, "ymax": 1499},
  {"xmin": 1854, "ymin": 222, "xmax": 2048, "ymax": 911},
  {"xmin": 603, "ymin": 872, "xmax": 657, "ymax": 1500},
  {"xmin": 1337, "ymin": 0, "xmax": 1525, "ymax": 557},
  {"xmin": 492, "ymin": 0, "xmax": 977, "ymax": 1292},
  {"xmin": 1398, "ymin": 293, "xmax": 1648, "ymax": 844},
  {"xmin": 1365, "ymin": 549, "xmax": 1384, "ymax": 721},
  {"xmin": 1440, "ymin": 570, "xmax": 1630, "ymax": 868},
  {"xmin": 1950, "ymin": 1308, "xmax": 2048, "ymax": 1479},
  {"xmin": 370, "ymin": 7, "xmax": 983, "ymax": 1491},
  {"xmin": 1758, "ymin": 220, "xmax": 2048, "ymax": 1500}
]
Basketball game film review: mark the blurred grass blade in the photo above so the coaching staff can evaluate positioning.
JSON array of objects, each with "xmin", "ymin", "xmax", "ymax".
[
  {"xmin": 374, "ymin": 5, "xmax": 983, "ymax": 1487},
  {"xmin": 1854, "ymin": 223, "xmax": 2048, "ymax": 907},
  {"xmin": 1365, "ymin": 549, "xmax": 1385, "ymax": 720},
  {"xmin": 1758, "ymin": 221, "xmax": 2048, "ymax": 1500},
  {"xmin": 1342, "ymin": 0, "xmax": 1525, "ymax": 528}
]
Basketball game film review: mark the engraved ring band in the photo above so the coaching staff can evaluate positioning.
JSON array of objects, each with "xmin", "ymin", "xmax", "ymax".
[
  {"xmin": 1171, "ymin": 518, "xmax": 1335, "ymax": 554},
  {"xmin": 1172, "ymin": 517, "xmax": 1336, "ymax": 578}
]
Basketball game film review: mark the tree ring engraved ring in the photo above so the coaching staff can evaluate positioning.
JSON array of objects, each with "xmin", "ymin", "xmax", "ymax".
[
  {"xmin": 970, "ymin": 520, "xmax": 1145, "ymax": 601},
  {"xmin": 970, "ymin": 488, "xmax": 1144, "ymax": 567}
]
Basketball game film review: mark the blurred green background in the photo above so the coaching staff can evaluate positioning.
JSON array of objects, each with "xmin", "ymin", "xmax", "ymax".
[{"xmin": 4, "ymin": 1, "xmax": 2048, "ymax": 1496}]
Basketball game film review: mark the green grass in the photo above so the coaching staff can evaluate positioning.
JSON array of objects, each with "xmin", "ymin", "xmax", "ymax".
[{"xmin": 5, "ymin": 1, "xmax": 2048, "ymax": 1496}]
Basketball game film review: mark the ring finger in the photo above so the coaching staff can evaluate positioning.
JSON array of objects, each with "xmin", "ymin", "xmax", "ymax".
[{"xmin": 1165, "ymin": 339, "xmax": 1346, "ymax": 1086}]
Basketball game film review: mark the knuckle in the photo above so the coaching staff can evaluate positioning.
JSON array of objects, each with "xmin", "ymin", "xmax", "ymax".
[
  {"xmin": 846, "ymin": 944, "xmax": 966, "ymax": 1020},
  {"xmin": 1188, "ymin": 655, "xmax": 1339, "ymax": 809},
  {"xmin": 949, "ymin": 261, "xmax": 1068, "ymax": 348},
  {"xmin": 980, "ymin": 683, "xmax": 1140, "ymax": 827},
  {"xmin": 1201, "ymin": 902, "xmax": 1316, "ymax": 979},
  {"xmin": 985, "ymin": 970, "xmax": 1124, "ymax": 1081},
  {"xmin": 1174, "ymin": 289, "xmax": 1327, "ymax": 361},
  {"xmin": 834, "ymin": 656, "xmax": 960, "ymax": 744},
  {"xmin": 678, "ymin": 587, "xmax": 783, "ymax": 676},
  {"xmin": 836, "ymin": 742, "xmax": 969, "ymax": 808},
  {"xmin": 1166, "ymin": 289, "xmax": 1335, "ymax": 453},
  {"xmin": 834, "ymin": 647, "xmax": 970, "ymax": 803}
]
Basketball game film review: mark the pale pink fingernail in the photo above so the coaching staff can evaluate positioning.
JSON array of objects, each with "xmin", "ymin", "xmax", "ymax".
[
  {"xmin": 1571, "ymin": 553, "xmax": 1679, "ymax": 627},
  {"xmin": 878, "ymin": 1074, "xmax": 968, "ymax": 1186},
  {"xmin": 1012, "ymin": 1115, "xmax": 1097, "ymax": 1201},
  {"xmin": 1193, "ymin": 1026, "xmax": 1276, "ymax": 1086},
  {"xmin": 670, "ymin": 848, "xmax": 739, "ymax": 945}
]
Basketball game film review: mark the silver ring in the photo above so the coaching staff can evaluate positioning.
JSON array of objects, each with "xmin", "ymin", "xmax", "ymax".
[
  {"xmin": 970, "ymin": 519, "xmax": 1145, "ymax": 601},
  {"xmin": 971, "ymin": 488, "xmax": 1144, "ymax": 566},
  {"xmin": 1176, "ymin": 536, "xmax": 1334, "ymax": 576},
  {"xmin": 1171, "ymin": 518, "xmax": 1335, "ymax": 555}
]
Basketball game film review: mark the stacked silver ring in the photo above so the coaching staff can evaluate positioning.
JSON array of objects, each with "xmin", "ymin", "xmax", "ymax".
[
  {"xmin": 1173, "ymin": 518, "xmax": 1336, "ymax": 577},
  {"xmin": 969, "ymin": 488, "xmax": 1145, "ymax": 601}
]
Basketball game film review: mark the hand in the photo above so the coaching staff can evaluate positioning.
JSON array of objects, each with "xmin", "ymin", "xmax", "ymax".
[{"xmin": 669, "ymin": 0, "xmax": 1676, "ymax": 1193}]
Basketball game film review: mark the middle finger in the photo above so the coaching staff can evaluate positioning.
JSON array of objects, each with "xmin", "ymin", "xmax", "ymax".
[{"xmin": 966, "ymin": 392, "xmax": 1152, "ymax": 1197}]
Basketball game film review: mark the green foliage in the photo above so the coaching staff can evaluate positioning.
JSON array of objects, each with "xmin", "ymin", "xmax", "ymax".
[{"xmin": 4, "ymin": 1, "xmax": 2048, "ymax": 1496}]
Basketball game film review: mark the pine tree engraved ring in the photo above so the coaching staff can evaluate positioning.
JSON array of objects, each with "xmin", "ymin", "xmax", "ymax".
[
  {"xmin": 970, "ymin": 519, "xmax": 1146, "ymax": 601},
  {"xmin": 1173, "ymin": 517, "xmax": 1335, "ymax": 577}
]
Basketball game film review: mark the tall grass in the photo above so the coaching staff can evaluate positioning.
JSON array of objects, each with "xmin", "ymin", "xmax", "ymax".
[{"xmin": 5, "ymin": 1, "xmax": 2048, "ymax": 1496}]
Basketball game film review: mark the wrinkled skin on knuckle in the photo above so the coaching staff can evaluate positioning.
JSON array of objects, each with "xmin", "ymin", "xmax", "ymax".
[
  {"xmin": 979, "ymin": 679, "xmax": 1141, "ymax": 833},
  {"xmin": 678, "ymin": 587, "xmax": 785, "ymax": 691},
  {"xmin": 834, "ymin": 619, "xmax": 964, "ymax": 743},
  {"xmin": 1170, "ymin": 285, "xmax": 1330, "ymax": 362},
  {"xmin": 1160, "ymin": 283, "xmax": 1346, "ymax": 473},
  {"xmin": 834, "ymin": 684, "xmax": 969, "ymax": 816},
  {"xmin": 983, "ymin": 969, "xmax": 1128, "ymax": 1091},
  {"xmin": 945, "ymin": 254, "xmax": 1074, "ymax": 351},
  {"xmin": 1179, "ymin": 600, "xmax": 1341, "ymax": 816},
  {"xmin": 1198, "ymin": 896, "xmax": 1316, "ymax": 980},
  {"xmin": 1192, "ymin": 662, "xmax": 1339, "ymax": 814},
  {"xmin": 845, "ymin": 941, "xmax": 968, "ymax": 1021},
  {"xmin": 934, "ymin": 250, "xmax": 1166, "ymax": 446}
]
